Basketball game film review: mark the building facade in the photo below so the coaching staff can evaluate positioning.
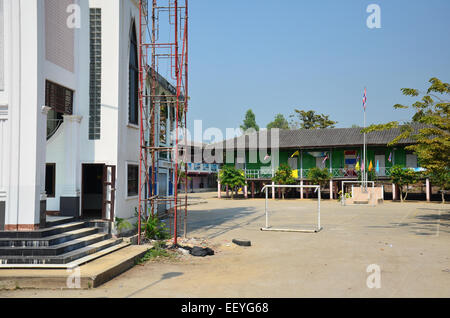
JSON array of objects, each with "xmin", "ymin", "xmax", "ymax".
[
  {"xmin": 0, "ymin": 0, "xmax": 177, "ymax": 231},
  {"xmin": 217, "ymin": 127, "xmax": 440, "ymax": 201}
]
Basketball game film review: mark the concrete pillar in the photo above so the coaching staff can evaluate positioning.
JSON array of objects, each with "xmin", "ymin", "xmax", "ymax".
[
  {"xmin": 329, "ymin": 180, "xmax": 333, "ymax": 200},
  {"xmin": 60, "ymin": 115, "xmax": 82, "ymax": 217},
  {"xmin": 426, "ymin": 178, "xmax": 430, "ymax": 202},
  {"xmin": 5, "ymin": 2, "xmax": 48, "ymax": 231},
  {"xmin": 392, "ymin": 183, "xmax": 396, "ymax": 201},
  {"xmin": 217, "ymin": 181, "xmax": 221, "ymax": 199},
  {"xmin": 272, "ymin": 182, "xmax": 275, "ymax": 200},
  {"xmin": 300, "ymin": 180, "xmax": 304, "ymax": 199},
  {"xmin": 244, "ymin": 184, "xmax": 248, "ymax": 199}
]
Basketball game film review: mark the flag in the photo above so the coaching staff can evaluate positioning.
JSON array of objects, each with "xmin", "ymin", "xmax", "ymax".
[
  {"xmin": 363, "ymin": 87, "xmax": 367, "ymax": 110},
  {"xmin": 376, "ymin": 160, "xmax": 380, "ymax": 173},
  {"xmin": 322, "ymin": 153, "xmax": 329, "ymax": 164},
  {"xmin": 264, "ymin": 154, "xmax": 271, "ymax": 161},
  {"xmin": 290, "ymin": 150, "xmax": 300, "ymax": 158},
  {"xmin": 368, "ymin": 160, "xmax": 373, "ymax": 172},
  {"xmin": 388, "ymin": 152, "xmax": 392, "ymax": 163},
  {"xmin": 355, "ymin": 161, "xmax": 360, "ymax": 171}
]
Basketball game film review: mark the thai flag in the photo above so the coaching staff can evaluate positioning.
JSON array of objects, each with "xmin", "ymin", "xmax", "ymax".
[
  {"xmin": 363, "ymin": 88, "xmax": 367, "ymax": 110},
  {"xmin": 388, "ymin": 152, "xmax": 392, "ymax": 163},
  {"xmin": 322, "ymin": 153, "xmax": 329, "ymax": 164}
]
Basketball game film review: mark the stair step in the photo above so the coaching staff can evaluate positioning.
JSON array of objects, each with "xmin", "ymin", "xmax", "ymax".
[
  {"xmin": 0, "ymin": 233, "xmax": 110, "ymax": 256},
  {"xmin": 45, "ymin": 217, "xmax": 77, "ymax": 227},
  {"xmin": 0, "ymin": 227, "xmax": 99, "ymax": 247},
  {"xmin": 0, "ymin": 238, "xmax": 123, "ymax": 265},
  {"xmin": 0, "ymin": 221, "xmax": 87, "ymax": 239}
]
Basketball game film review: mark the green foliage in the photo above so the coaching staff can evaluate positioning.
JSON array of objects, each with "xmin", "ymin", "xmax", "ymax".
[
  {"xmin": 115, "ymin": 217, "xmax": 133, "ymax": 234},
  {"xmin": 307, "ymin": 168, "xmax": 331, "ymax": 198},
  {"xmin": 137, "ymin": 241, "xmax": 174, "ymax": 264},
  {"xmin": 142, "ymin": 215, "xmax": 170, "ymax": 240},
  {"xmin": 272, "ymin": 164, "xmax": 296, "ymax": 199},
  {"xmin": 428, "ymin": 168, "xmax": 450, "ymax": 203},
  {"xmin": 390, "ymin": 165, "xmax": 420, "ymax": 202},
  {"xmin": 241, "ymin": 109, "xmax": 259, "ymax": 132},
  {"xmin": 337, "ymin": 190, "xmax": 352, "ymax": 202},
  {"xmin": 218, "ymin": 166, "xmax": 246, "ymax": 199},
  {"xmin": 362, "ymin": 77, "xmax": 450, "ymax": 202},
  {"xmin": 267, "ymin": 114, "xmax": 290, "ymax": 130},
  {"xmin": 289, "ymin": 110, "xmax": 337, "ymax": 129}
]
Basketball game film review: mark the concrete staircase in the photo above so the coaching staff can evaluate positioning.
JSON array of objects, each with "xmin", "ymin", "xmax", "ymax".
[{"xmin": 0, "ymin": 217, "xmax": 129, "ymax": 268}]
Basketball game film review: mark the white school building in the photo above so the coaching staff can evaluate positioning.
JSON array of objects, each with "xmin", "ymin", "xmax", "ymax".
[{"xmin": 0, "ymin": 0, "xmax": 177, "ymax": 231}]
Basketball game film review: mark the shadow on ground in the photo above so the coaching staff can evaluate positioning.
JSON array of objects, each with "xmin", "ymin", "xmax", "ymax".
[{"xmin": 186, "ymin": 206, "xmax": 264, "ymax": 239}]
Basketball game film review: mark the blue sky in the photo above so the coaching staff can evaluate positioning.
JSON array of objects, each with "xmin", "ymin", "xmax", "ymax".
[{"xmin": 182, "ymin": 0, "xmax": 450, "ymax": 141}]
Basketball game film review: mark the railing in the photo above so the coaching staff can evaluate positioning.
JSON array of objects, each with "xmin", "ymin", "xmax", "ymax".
[
  {"xmin": 243, "ymin": 166, "xmax": 393, "ymax": 180},
  {"xmin": 184, "ymin": 163, "xmax": 219, "ymax": 174},
  {"xmin": 245, "ymin": 168, "xmax": 275, "ymax": 179}
]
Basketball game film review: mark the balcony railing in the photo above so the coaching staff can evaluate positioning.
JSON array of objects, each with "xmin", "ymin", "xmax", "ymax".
[{"xmin": 242, "ymin": 167, "xmax": 393, "ymax": 180}]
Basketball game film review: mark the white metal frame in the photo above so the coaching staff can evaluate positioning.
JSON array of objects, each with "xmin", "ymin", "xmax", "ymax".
[
  {"xmin": 341, "ymin": 180, "xmax": 375, "ymax": 206},
  {"xmin": 261, "ymin": 184, "xmax": 323, "ymax": 233}
]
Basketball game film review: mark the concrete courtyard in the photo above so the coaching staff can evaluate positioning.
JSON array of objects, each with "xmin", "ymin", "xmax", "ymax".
[{"xmin": 1, "ymin": 192, "xmax": 450, "ymax": 298}]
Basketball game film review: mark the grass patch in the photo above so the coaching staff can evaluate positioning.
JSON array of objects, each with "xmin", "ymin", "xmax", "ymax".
[{"xmin": 137, "ymin": 241, "xmax": 178, "ymax": 264}]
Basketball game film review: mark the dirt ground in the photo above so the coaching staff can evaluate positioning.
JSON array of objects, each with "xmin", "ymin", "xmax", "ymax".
[{"xmin": 2, "ymin": 192, "xmax": 450, "ymax": 298}]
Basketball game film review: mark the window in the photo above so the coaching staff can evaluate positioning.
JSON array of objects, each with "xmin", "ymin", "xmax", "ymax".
[
  {"xmin": 45, "ymin": 80, "xmax": 74, "ymax": 115},
  {"xmin": 127, "ymin": 164, "xmax": 139, "ymax": 197},
  {"xmin": 128, "ymin": 22, "xmax": 139, "ymax": 125},
  {"xmin": 406, "ymin": 154, "xmax": 418, "ymax": 168},
  {"xmin": 45, "ymin": 163, "xmax": 56, "ymax": 198},
  {"xmin": 89, "ymin": 8, "xmax": 102, "ymax": 140}
]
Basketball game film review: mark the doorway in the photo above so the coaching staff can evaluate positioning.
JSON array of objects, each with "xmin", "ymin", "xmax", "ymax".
[{"xmin": 81, "ymin": 164, "xmax": 104, "ymax": 219}]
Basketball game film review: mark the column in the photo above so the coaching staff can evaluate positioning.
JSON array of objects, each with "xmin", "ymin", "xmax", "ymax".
[
  {"xmin": 5, "ymin": 2, "xmax": 47, "ymax": 230},
  {"xmin": 60, "ymin": 115, "xmax": 82, "ymax": 217},
  {"xmin": 300, "ymin": 179, "xmax": 304, "ymax": 199},
  {"xmin": 392, "ymin": 183, "xmax": 396, "ymax": 201},
  {"xmin": 217, "ymin": 181, "xmax": 221, "ymax": 199},
  {"xmin": 329, "ymin": 180, "xmax": 333, "ymax": 199},
  {"xmin": 426, "ymin": 178, "xmax": 430, "ymax": 202},
  {"xmin": 244, "ymin": 184, "xmax": 248, "ymax": 199}
]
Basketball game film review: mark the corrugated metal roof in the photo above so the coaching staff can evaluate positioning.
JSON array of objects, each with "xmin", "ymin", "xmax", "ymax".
[{"xmin": 212, "ymin": 124, "xmax": 422, "ymax": 150}]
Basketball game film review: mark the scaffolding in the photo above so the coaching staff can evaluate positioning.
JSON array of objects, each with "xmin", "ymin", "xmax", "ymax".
[{"xmin": 138, "ymin": 0, "xmax": 189, "ymax": 245}]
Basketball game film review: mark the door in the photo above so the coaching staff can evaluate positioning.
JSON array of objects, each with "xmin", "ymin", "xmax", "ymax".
[
  {"xmin": 375, "ymin": 154, "xmax": 385, "ymax": 176},
  {"xmin": 102, "ymin": 165, "xmax": 116, "ymax": 221},
  {"xmin": 81, "ymin": 164, "xmax": 104, "ymax": 219}
]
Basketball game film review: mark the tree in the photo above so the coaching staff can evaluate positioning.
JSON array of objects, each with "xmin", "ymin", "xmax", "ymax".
[
  {"xmin": 390, "ymin": 165, "xmax": 420, "ymax": 202},
  {"xmin": 241, "ymin": 109, "xmax": 259, "ymax": 132},
  {"xmin": 289, "ymin": 110, "xmax": 337, "ymax": 129},
  {"xmin": 218, "ymin": 165, "xmax": 246, "ymax": 199},
  {"xmin": 272, "ymin": 164, "xmax": 296, "ymax": 199},
  {"xmin": 307, "ymin": 168, "xmax": 332, "ymax": 199},
  {"xmin": 267, "ymin": 114, "xmax": 290, "ymax": 130},
  {"xmin": 363, "ymin": 77, "xmax": 450, "ymax": 203}
]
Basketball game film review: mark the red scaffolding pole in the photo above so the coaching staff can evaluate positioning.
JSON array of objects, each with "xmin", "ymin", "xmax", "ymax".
[{"xmin": 138, "ymin": 0, "xmax": 189, "ymax": 246}]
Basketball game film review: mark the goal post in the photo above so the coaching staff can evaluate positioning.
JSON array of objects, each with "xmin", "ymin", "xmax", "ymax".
[{"xmin": 260, "ymin": 184, "xmax": 323, "ymax": 233}]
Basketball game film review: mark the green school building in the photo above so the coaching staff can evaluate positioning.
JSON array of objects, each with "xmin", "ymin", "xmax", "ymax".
[{"xmin": 217, "ymin": 126, "xmax": 438, "ymax": 201}]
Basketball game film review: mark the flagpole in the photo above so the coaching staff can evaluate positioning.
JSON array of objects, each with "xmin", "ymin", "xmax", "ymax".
[{"xmin": 363, "ymin": 87, "xmax": 367, "ymax": 190}]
